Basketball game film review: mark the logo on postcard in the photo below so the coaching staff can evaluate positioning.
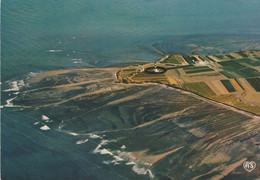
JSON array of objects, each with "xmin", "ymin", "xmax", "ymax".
[{"xmin": 243, "ymin": 161, "xmax": 256, "ymax": 172}]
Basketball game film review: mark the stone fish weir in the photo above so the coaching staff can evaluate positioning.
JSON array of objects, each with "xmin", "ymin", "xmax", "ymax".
[{"xmin": 8, "ymin": 67, "xmax": 260, "ymax": 179}]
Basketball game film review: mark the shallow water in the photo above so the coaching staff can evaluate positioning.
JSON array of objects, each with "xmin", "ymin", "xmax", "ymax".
[
  {"xmin": 3, "ymin": 0, "xmax": 260, "ymax": 80},
  {"xmin": 2, "ymin": 0, "xmax": 260, "ymax": 179}
]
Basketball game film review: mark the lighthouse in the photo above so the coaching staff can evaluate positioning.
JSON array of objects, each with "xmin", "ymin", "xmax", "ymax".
[{"xmin": 153, "ymin": 63, "xmax": 159, "ymax": 73}]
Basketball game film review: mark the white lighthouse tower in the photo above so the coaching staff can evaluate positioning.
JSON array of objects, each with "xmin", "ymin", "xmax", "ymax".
[{"xmin": 153, "ymin": 63, "xmax": 159, "ymax": 73}]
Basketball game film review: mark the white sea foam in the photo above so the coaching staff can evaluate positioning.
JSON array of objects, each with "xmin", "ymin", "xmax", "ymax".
[
  {"xmin": 113, "ymin": 150, "xmax": 135, "ymax": 162},
  {"xmin": 67, "ymin": 132, "xmax": 80, "ymax": 136},
  {"xmin": 48, "ymin": 50, "xmax": 62, "ymax": 53},
  {"xmin": 113, "ymin": 150, "xmax": 153, "ymax": 176},
  {"xmin": 72, "ymin": 58, "xmax": 83, "ymax": 64},
  {"xmin": 40, "ymin": 125, "xmax": 50, "ymax": 130},
  {"xmin": 126, "ymin": 161, "xmax": 136, "ymax": 165},
  {"xmin": 99, "ymin": 149, "xmax": 113, "ymax": 155},
  {"xmin": 102, "ymin": 160, "xmax": 112, "ymax": 165},
  {"xmin": 102, "ymin": 159, "xmax": 121, "ymax": 165},
  {"xmin": 34, "ymin": 122, "xmax": 40, "ymax": 125},
  {"xmin": 92, "ymin": 138, "xmax": 153, "ymax": 176},
  {"xmin": 25, "ymin": 72, "xmax": 38, "ymax": 81},
  {"xmin": 30, "ymin": 72, "xmax": 37, "ymax": 76},
  {"xmin": 89, "ymin": 133, "xmax": 101, "ymax": 139},
  {"xmin": 94, "ymin": 139, "xmax": 154, "ymax": 177},
  {"xmin": 4, "ymin": 81, "xmax": 19, "ymax": 92},
  {"xmin": 17, "ymin": 80, "xmax": 25, "ymax": 87},
  {"xmin": 76, "ymin": 139, "xmax": 89, "ymax": 145},
  {"xmin": 58, "ymin": 120, "xmax": 64, "ymax": 130},
  {"xmin": 94, "ymin": 140, "xmax": 108, "ymax": 151},
  {"xmin": 4, "ymin": 80, "xmax": 26, "ymax": 92},
  {"xmin": 42, "ymin": 115, "xmax": 49, "ymax": 121},
  {"xmin": 94, "ymin": 140, "xmax": 115, "ymax": 156},
  {"xmin": 111, "ymin": 160, "xmax": 119, "ymax": 165},
  {"xmin": 5, "ymin": 97, "xmax": 16, "ymax": 107},
  {"xmin": 113, "ymin": 155, "xmax": 124, "ymax": 161},
  {"xmin": 132, "ymin": 164, "xmax": 148, "ymax": 175},
  {"xmin": 41, "ymin": 115, "xmax": 53, "ymax": 122},
  {"xmin": 147, "ymin": 169, "xmax": 154, "ymax": 179}
]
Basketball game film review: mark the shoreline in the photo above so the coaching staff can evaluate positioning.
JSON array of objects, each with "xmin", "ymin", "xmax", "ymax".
[{"xmin": 4, "ymin": 65, "xmax": 260, "ymax": 119}]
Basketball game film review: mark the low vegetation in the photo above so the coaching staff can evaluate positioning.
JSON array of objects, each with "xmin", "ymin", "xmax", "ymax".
[
  {"xmin": 214, "ymin": 55, "xmax": 225, "ymax": 60},
  {"xmin": 221, "ymin": 80, "xmax": 236, "ymax": 92},
  {"xmin": 236, "ymin": 58, "xmax": 260, "ymax": 66},
  {"xmin": 183, "ymin": 82, "xmax": 216, "ymax": 97},
  {"xmin": 219, "ymin": 71, "xmax": 236, "ymax": 79},
  {"xmin": 219, "ymin": 61, "xmax": 245, "ymax": 69},
  {"xmin": 236, "ymin": 51, "xmax": 248, "ymax": 58},
  {"xmin": 226, "ymin": 55, "xmax": 235, "ymax": 59},
  {"xmin": 163, "ymin": 55, "xmax": 181, "ymax": 64},
  {"xmin": 182, "ymin": 55, "xmax": 194, "ymax": 64},
  {"xmin": 246, "ymin": 78, "xmax": 260, "ymax": 92},
  {"xmin": 185, "ymin": 68, "xmax": 213, "ymax": 74},
  {"xmin": 205, "ymin": 56, "xmax": 216, "ymax": 62}
]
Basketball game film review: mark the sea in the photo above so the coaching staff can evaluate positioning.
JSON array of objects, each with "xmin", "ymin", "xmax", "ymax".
[{"xmin": 1, "ymin": 0, "xmax": 260, "ymax": 179}]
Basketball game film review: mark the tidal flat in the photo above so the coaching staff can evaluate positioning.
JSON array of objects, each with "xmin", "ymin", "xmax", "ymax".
[{"xmin": 6, "ymin": 66, "xmax": 260, "ymax": 179}]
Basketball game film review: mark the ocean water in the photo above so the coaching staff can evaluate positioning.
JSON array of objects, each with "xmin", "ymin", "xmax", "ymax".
[{"xmin": 2, "ymin": 0, "xmax": 260, "ymax": 179}]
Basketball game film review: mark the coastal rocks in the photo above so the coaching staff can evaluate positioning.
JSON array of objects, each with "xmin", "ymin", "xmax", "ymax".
[{"xmin": 6, "ymin": 67, "xmax": 260, "ymax": 179}]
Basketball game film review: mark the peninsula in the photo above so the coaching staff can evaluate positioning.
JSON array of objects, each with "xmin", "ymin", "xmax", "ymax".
[{"xmin": 117, "ymin": 50, "xmax": 260, "ymax": 115}]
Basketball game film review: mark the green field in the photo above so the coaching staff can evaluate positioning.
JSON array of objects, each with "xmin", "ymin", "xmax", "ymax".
[
  {"xmin": 240, "ymin": 68, "xmax": 260, "ymax": 78},
  {"xmin": 236, "ymin": 51, "xmax": 248, "ymax": 58},
  {"xmin": 219, "ymin": 71, "xmax": 237, "ymax": 79},
  {"xmin": 198, "ymin": 56, "xmax": 209, "ymax": 62},
  {"xmin": 206, "ymin": 56, "xmax": 216, "ymax": 62},
  {"xmin": 182, "ymin": 55, "xmax": 194, "ymax": 64},
  {"xmin": 163, "ymin": 55, "xmax": 182, "ymax": 64},
  {"xmin": 219, "ymin": 60, "xmax": 246, "ymax": 69},
  {"xmin": 185, "ymin": 68, "xmax": 214, "ymax": 74},
  {"xmin": 222, "ymin": 66, "xmax": 249, "ymax": 78},
  {"xmin": 206, "ymin": 73, "xmax": 220, "ymax": 77},
  {"xmin": 189, "ymin": 73, "xmax": 220, "ymax": 77},
  {"xmin": 246, "ymin": 78, "xmax": 260, "ymax": 92},
  {"xmin": 221, "ymin": 80, "xmax": 236, "ymax": 92},
  {"xmin": 182, "ymin": 66, "xmax": 214, "ymax": 74},
  {"xmin": 225, "ymin": 55, "xmax": 235, "ymax": 59},
  {"xmin": 214, "ymin": 55, "xmax": 225, "ymax": 60},
  {"xmin": 236, "ymin": 58, "xmax": 260, "ymax": 66},
  {"xmin": 182, "ymin": 66, "xmax": 208, "ymax": 70},
  {"xmin": 183, "ymin": 82, "xmax": 216, "ymax": 97},
  {"xmin": 175, "ymin": 69, "xmax": 181, "ymax": 76}
]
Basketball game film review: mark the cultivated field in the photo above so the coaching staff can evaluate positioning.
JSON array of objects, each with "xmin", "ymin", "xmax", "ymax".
[{"xmin": 117, "ymin": 50, "xmax": 260, "ymax": 115}]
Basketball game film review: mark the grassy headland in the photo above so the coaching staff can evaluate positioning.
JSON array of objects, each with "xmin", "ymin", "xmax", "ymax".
[{"xmin": 116, "ymin": 50, "xmax": 260, "ymax": 115}]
